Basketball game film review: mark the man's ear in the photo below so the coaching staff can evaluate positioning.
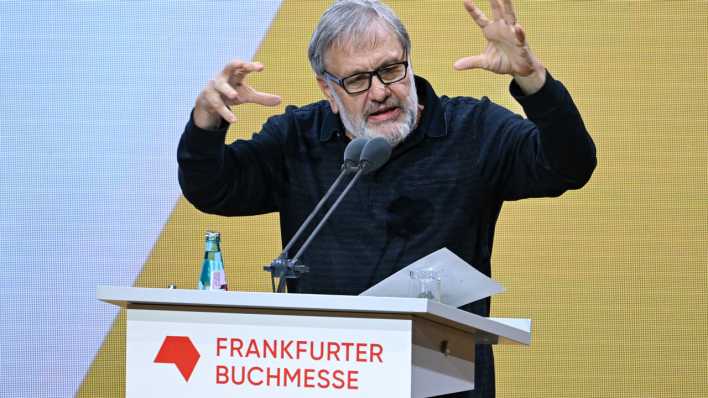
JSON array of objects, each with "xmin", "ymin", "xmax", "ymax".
[{"xmin": 316, "ymin": 77, "xmax": 339, "ymax": 114}]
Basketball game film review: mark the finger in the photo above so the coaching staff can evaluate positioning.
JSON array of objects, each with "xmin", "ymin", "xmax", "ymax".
[
  {"xmin": 222, "ymin": 59, "xmax": 246, "ymax": 78},
  {"xmin": 205, "ymin": 90, "xmax": 236, "ymax": 123},
  {"xmin": 218, "ymin": 105, "xmax": 237, "ymax": 123},
  {"xmin": 463, "ymin": 0, "xmax": 491, "ymax": 28},
  {"xmin": 453, "ymin": 55, "xmax": 487, "ymax": 71},
  {"xmin": 221, "ymin": 60, "xmax": 265, "ymax": 87},
  {"xmin": 204, "ymin": 81, "xmax": 236, "ymax": 123},
  {"xmin": 246, "ymin": 90, "xmax": 282, "ymax": 107},
  {"xmin": 213, "ymin": 77, "xmax": 240, "ymax": 102},
  {"xmin": 489, "ymin": 0, "xmax": 504, "ymax": 21},
  {"xmin": 230, "ymin": 61, "xmax": 265, "ymax": 82},
  {"xmin": 501, "ymin": 0, "xmax": 517, "ymax": 25}
]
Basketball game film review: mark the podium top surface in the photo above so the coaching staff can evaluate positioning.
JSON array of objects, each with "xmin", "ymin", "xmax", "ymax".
[{"xmin": 97, "ymin": 285, "xmax": 530, "ymax": 345}]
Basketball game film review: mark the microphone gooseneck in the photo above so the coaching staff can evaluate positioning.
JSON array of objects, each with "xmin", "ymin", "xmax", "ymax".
[
  {"xmin": 291, "ymin": 138, "xmax": 392, "ymax": 264},
  {"xmin": 277, "ymin": 138, "xmax": 369, "ymax": 258},
  {"xmin": 264, "ymin": 138, "xmax": 373, "ymax": 293}
]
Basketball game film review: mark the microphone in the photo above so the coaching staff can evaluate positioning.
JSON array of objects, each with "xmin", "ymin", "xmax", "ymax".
[
  {"xmin": 359, "ymin": 137, "xmax": 392, "ymax": 174},
  {"xmin": 264, "ymin": 137, "xmax": 370, "ymax": 292},
  {"xmin": 343, "ymin": 137, "xmax": 369, "ymax": 171}
]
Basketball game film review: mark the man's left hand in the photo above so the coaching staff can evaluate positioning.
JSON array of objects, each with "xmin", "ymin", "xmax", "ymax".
[{"xmin": 453, "ymin": 0, "xmax": 546, "ymax": 95}]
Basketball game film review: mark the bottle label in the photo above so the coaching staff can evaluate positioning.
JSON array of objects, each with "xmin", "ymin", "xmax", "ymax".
[{"xmin": 210, "ymin": 270, "xmax": 227, "ymax": 290}]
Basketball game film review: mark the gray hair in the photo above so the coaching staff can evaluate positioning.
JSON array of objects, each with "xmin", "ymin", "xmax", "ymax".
[{"xmin": 308, "ymin": 0, "xmax": 411, "ymax": 76}]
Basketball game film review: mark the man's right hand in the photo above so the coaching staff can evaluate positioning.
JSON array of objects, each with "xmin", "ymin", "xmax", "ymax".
[{"xmin": 193, "ymin": 60, "xmax": 281, "ymax": 130}]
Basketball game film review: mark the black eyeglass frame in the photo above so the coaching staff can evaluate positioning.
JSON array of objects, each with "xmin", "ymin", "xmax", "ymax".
[{"xmin": 323, "ymin": 56, "xmax": 410, "ymax": 95}]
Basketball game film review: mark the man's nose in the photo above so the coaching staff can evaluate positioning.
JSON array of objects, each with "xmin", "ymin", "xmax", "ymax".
[{"xmin": 368, "ymin": 76, "xmax": 390, "ymax": 101}]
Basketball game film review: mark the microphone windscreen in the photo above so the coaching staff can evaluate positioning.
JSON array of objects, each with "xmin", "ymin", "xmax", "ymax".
[
  {"xmin": 359, "ymin": 137, "xmax": 392, "ymax": 174},
  {"xmin": 343, "ymin": 137, "xmax": 369, "ymax": 167}
]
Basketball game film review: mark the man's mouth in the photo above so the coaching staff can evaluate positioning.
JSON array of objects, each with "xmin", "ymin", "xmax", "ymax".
[{"xmin": 367, "ymin": 106, "xmax": 401, "ymax": 123}]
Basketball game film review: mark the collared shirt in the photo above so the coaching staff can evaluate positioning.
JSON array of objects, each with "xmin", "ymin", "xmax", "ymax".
[{"xmin": 178, "ymin": 73, "xmax": 596, "ymax": 397}]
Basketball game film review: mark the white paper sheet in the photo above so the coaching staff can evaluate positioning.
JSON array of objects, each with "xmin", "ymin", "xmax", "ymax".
[{"xmin": 359, "ymin": 247, "xmax": 505, "ymax": 308}]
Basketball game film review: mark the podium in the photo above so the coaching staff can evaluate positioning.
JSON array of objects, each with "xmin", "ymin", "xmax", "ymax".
[{"xmin": 98, "ymin": 286, "xmax": 530, "ymax": 397}]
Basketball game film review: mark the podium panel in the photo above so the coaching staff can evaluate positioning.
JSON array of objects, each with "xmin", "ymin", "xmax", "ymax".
[{"xmin": 127, "ymin": 306, "xmax": 413, "ymax": 397}]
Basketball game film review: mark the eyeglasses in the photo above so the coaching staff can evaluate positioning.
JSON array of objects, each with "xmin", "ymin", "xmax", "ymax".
[{"xmin": 324, "ymin": 59, "xmax": 409, "ymax": 95}]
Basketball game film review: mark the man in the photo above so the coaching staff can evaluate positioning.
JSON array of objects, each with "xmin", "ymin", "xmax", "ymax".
[{"xmin": 178, "ymin": 0, "xmax": 596, "ymax": 396}]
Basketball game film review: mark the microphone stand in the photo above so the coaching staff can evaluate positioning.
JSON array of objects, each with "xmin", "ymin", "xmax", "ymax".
[
  {"xmin": 263, "ymin": 164, "xmax": 357, "ymax": 293},
  {"xmin": 274, "ymin": 166, "xmax": 366, "ymax": 293},
  {"xmin": 263, "ymin": 137, "xmax": 390, "ymax": 293}
]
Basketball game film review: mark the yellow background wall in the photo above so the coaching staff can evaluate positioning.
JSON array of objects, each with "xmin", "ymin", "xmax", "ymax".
[{"xmin": 80, "ymin": 1, "xmax": 707, "ymax": 396}]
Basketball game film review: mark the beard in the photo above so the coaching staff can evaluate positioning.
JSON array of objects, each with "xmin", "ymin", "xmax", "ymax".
[{"xmin": 329, "ymin": 73, "xmax": 418, "ymax": 147}]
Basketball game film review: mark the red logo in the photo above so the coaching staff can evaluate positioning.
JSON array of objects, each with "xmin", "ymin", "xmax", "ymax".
[{"xmin": 154, "ymin": 336, "xmax": 201, "ymax": 381}]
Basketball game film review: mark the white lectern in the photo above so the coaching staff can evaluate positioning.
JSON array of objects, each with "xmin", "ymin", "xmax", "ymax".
[{"xmin": 98, "ymin": 286, "xmax": 530, "ymax": 397}]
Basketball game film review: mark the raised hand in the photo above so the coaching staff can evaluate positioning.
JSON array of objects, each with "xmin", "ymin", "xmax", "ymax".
[
  {"xmin": 194, "ymin": 60, "xmax": 281, "ymax": 130},
  {"xmin": 453, "ymin": 0, "xmax": 546, "ymax": 93}
]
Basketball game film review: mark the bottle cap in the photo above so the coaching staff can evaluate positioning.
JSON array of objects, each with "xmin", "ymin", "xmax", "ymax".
[{"xmin": 205, "ymin": 231, "xmax": 221, "ymax": 241}]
